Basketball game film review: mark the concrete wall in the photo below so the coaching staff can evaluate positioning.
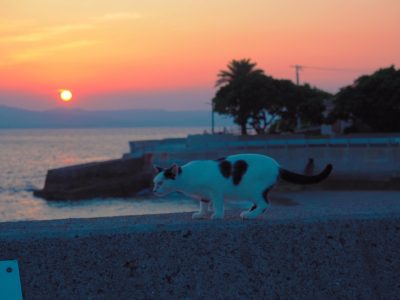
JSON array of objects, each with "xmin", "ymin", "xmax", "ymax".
[
  {"xmin": 128, "ymin": 134, "xmax": 400, "ymax": 183},
  {"xmin": 1, "ymin": 211, "xmax": 400, "ymax": 299}
]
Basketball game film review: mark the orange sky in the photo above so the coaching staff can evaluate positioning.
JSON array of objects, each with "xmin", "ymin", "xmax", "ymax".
[{"xmin": 1, "ymin": 0, "xmax": 399, "ymax": 110}]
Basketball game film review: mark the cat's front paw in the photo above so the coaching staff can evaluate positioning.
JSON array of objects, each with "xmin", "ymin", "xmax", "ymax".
[
  {"xmin": 211, "ymin": 213, "xmax": 224, "ymax": 220},
  {"xmin": 192, "ymin": 212, "xmax": 207, "ymax": 219}
]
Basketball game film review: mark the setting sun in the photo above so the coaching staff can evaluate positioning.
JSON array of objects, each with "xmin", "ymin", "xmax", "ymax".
[{"xmin": 60, "ymin": 90, "xmax": 73, "ymax": 102}]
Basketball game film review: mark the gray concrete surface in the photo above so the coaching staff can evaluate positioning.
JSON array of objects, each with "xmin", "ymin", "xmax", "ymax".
[{"xmin": 1, "ymin": 191, "xmax": 400, "ymax": 299}]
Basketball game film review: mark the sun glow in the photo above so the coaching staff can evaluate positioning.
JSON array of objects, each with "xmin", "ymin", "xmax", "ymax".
[{"xmin": 60, "ymin": 89, "xmax": 72, "ymax": 102}]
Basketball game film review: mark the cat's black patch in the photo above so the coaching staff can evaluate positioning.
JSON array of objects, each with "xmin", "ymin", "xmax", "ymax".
[
  {"xmin": 164, "ymin": 165, "xmax": 182, "ymax": 180},
  {"xmin": 249, "ymin": 204, "xmax": 257, "ymax": 212},
  {"xmin": 164, "ymin": 167, "xmax": 176, "ymax": 180},
  {"xmin": 219, "ymin": 160, "xmax": 232, "ymax": 178},
  {"xmin": 262, "ymin": 187, "xmax": 271, "ymax": 203},
  {"xmin": 232, "ymin": 160, "xmax": 248, "ymax": 185},
  {"xmin": 200, "ymin": 198, "xmax": 210, "ymax": 203}
]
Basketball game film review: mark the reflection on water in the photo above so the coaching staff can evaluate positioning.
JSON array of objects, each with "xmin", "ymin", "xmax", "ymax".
[
  {"xmin": 0, "ymin": 191, "xmax": 252, "ymax": 223},
  {"xmin": 0, "ymin": 127, "xmax": 206, "ymax": 222}
]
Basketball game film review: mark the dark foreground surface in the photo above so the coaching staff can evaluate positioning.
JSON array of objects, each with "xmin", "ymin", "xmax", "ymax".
[{"xmin": 1, "ymin": 193, "xmax": 400, "ymax": 299}]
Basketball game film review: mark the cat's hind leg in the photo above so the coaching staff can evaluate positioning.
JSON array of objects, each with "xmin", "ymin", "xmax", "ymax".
[
  {"xmin": 240, "ymin": 200, "xmax": 267, "ymax": 219},
  {"xmin": 192, "ymin": 198, "xmax": 211, "ymax": 219},
  {"xmin": 240, "ymin": 188, "xmax": 271, "ymax": 219}
]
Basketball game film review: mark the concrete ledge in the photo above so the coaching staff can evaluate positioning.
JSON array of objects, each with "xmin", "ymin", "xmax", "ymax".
[{"xmin": 1, "ymin": 211, "xmax": 400, "ymax": 299}]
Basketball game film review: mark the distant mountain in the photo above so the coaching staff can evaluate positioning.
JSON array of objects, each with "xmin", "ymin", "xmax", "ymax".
[{"xmin": 0, "ymin": 106, "xmax": 233, "ymax": 128}]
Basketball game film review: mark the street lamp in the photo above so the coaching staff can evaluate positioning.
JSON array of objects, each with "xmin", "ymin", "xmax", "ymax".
[{"xmin": 206, "ymin": 101, "xmax": 215, "ymax": 134}]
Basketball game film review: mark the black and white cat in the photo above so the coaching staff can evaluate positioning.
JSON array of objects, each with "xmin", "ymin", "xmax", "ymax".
[{"xmin": 153, "ymin": 153, "xmax": 332, "ymax": 219}]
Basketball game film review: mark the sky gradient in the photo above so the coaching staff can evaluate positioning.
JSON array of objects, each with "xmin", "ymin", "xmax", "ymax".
[{"xmin": 1, "ymin": 0, "xmax": 399, "ymax": 110}]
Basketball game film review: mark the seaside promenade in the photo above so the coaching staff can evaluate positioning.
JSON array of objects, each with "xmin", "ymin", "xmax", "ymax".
[{"xmin": 1, "ymin": 190, "xmax": 399, "ymax": 299}]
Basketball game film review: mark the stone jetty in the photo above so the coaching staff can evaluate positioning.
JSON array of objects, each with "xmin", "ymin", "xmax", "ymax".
[{"xmin": 34, "ymin": 155, "xmax": 155, "ymax": 200}]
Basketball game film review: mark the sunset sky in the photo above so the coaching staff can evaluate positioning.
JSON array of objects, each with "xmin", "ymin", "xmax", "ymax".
[{"xmin": 1, "ymin": 0, "xmax": 399, "ymax": 110}]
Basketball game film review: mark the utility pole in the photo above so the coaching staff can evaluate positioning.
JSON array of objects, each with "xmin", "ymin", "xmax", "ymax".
[
  {"xmin": 290, "ymin": 64, "xmax": 302, "ymax": 85},
  {"xmin": 289, "ymin": 64, "xmax": 303, "ymax": 130},
  {"xmin": 207, "ymin": 101, "xmax": 215, "ymax": 134},
  {"xmin": 288, "ymin": 64, "xmax": 368, "ymax": 131}
]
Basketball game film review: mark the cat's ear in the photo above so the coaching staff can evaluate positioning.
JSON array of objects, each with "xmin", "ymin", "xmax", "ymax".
[
  {"xmin": 153, "ymin": 165, "xmax": 164, "ymax": 173},
  {"xmin": 164, "ymin": 163, "xmax": 181, "ymax": 179},
  {"xmin": 165, "ymin": 163, "xmax": 181, "ymax": 178},
  {"xmin": 171, "ymin": 163, "xmax": 181, "ymax": 176}
]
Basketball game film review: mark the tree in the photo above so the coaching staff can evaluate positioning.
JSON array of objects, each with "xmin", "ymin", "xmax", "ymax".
[
  {"xmin": 215, "ymin": 58, "xmax": 264, "ymax": 87},
  {"xmin": 328, "ymin": 66, "xmax": 400, "ymax": 132},
  {"xmin": 213, "ymin": 59, "xmax": 265, "ymax": 135},
  {"xmin": 233, "ymin": 72, "xmax": 283, "ymax": 134},
  {"xmin": 274, "ymin": 81, "xmax": 329, "ymax": 132},
  {"xmin": 213, "ymin": 58, "xmax": 330, "ymax": 135}
]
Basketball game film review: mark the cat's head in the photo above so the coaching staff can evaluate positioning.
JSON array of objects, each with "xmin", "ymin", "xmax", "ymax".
[{"xmin": 152, "ymin": 163, "xmax": 182, "ymax": 196}]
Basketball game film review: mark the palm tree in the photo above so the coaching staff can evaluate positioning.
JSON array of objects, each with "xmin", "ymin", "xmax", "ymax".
[
  {"xmin": 213, "ymin": 59, "xmax": 265, "ymax": 135},
  {"xmin": 216, "ymin": 58, "xmax": 264, "ymax": 87}
]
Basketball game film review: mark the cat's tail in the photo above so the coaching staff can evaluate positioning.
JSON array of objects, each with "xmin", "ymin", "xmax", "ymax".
[{"xmin": 279, "ymin": 164, "xmax": 333, "ymax": 184}]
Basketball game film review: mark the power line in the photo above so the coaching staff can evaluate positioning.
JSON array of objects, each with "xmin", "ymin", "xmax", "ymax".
[{"xmin": 289, "ymin": 64, "xmax": 370, "ymax": 85}]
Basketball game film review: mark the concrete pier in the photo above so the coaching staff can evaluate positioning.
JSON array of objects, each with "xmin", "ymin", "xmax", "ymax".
[
  {"xmin": 1, "ymin": 192, "xmax": 400, "ymax": 299},
  {"xmin": 34, "ymin": 155, "xmax": 155, "ymax": 200}
]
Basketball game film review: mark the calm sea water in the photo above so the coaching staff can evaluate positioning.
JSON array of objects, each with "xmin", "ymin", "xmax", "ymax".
[{"xmin": 0, "ymin": 127, "xmax": 212, "ymax": 223}]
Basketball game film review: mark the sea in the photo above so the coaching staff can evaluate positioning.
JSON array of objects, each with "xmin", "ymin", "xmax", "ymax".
[{"xmin": 1, "ymin": 127, "xmax": 239, "ymax": 223}]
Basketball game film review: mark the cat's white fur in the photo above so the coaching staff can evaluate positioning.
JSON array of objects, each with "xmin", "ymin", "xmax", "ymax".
[{"xmin": 153, "ymin": 154, "xmax": 280, "ymax": 219}]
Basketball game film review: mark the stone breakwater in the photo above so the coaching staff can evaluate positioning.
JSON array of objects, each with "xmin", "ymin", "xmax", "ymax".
[
  {"xmin": 1, "ymin": 209, "xmax": 399, "ymax": 299},
  {"xmin": 34, "ymin": 155, "xmax": 155, "ymax": 200}
]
